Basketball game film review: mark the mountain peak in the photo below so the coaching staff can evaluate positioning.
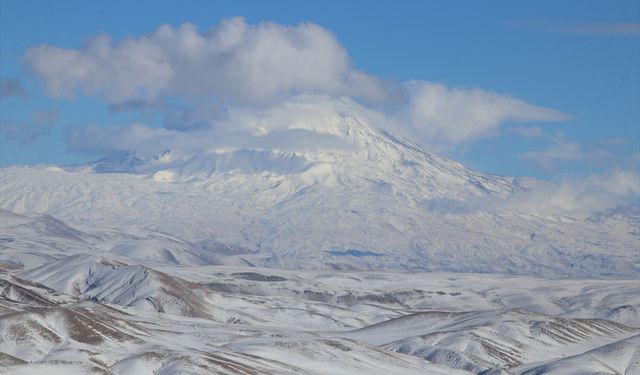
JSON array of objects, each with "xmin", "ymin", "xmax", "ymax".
[{"xmin": 84, "ymin": 110, "xmax": 519, "ymax": 201}]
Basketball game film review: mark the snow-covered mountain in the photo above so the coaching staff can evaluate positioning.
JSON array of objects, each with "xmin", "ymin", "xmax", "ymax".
[{"xmin": 0, "ymin": 104, "xmax": 638, "ymax": 277}]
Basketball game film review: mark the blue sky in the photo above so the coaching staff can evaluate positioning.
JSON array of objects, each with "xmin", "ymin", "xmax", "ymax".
[{"xmin": 1, "ymin": 0, "xmax": 638, "ymax": 181}]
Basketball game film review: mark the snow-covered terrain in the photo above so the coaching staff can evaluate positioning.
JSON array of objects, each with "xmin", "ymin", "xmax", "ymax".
[
  {"xmin": 0, "ymin": 258, "xmax": 638, "ymax": 374},
  {"xmin": 1, "ymin": 105, "xmax": 638, "ymax": 373},
  {"xmin": 0, "ymin": 104, "xmax": 638, "ymax": 277}
]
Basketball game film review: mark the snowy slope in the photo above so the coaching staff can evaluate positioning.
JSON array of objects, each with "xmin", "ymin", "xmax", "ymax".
[
  {"xmin": 515, "ymin": 334, "xmax": 640, "ymax": 375},
  {"xmin": 352, "ymin": 309, "xmax": 637, "ymax": 372},
  {"xmin": 2, "ymin": 260, "xmax": 639, "ymax": 375},
  {"xmin": 0, "ymin": 210, "xmax": 257, "ymax": 270},
  {"xmin": 0, "ymin": 209, "xmax": 96, "ymax": 269},
  {"xmin": 19, "ymin": 254, "xmax": 213, "ymax": 317}
]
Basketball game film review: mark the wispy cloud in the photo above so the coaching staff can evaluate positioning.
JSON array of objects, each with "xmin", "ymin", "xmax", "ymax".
[
  {"xmin": 32, "ymin": 109, "xmax": 60, "ymax": 126},
  {"xmin": 403, "ymin": 82, "xmax": 569, "ymax": 148},
  {"xmin": 554, "ymin": 23, "xmax": 640, "ymax": 36},
  {"xmin": 1, "ymin": 109, "xmax": 58, "ymax": 145},
  {"xmin": 424, "ymin": 168, "xmax": 640, "ymax": 216},
  {"xmin": 68, "ymin": 100, "xmax": 357, "ymax": 156},
  {"xmin": 68, "ymin": 89, "xmax": 570, "ymax": 156},
  {"xmin": 507, "ymin": 126, "xmax": 545, "ymax": 138},
  {"xmin": 108, "ymin": 99, "xmax": 167, "ymax": 114},
  {"xmin": 0, "ymin": 79, "xmax": 27, "ymax": 99},
  {"xmin": 599, "ymin": 137, "xmax": 627, "ymax": 146},
  {"xmin": 0, "ymin": 120, "xmax": 38, "ymax": 145},
  {"xmin": 520, "ymin": 137, "xmax": 610, "ymax": 170},
  {"xmin": 508, "ymin": 20, "xmax": 640, "ymax": 36},
  {"xmin": 494, "ymin": 169, "xmax": 640, "ymax": 216}
]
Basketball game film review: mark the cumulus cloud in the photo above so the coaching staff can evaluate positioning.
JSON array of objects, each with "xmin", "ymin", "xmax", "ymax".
[
  {"xmin": 24, "ymin": 18, "xmax": 387, "ymax": 103},
  {"xmin": 0, "ymin": 79, "xmax": 27, "ymax": 99},
  {"xmin": 21, "ymin": 18, "xmax": 571, "ymax": 151}
]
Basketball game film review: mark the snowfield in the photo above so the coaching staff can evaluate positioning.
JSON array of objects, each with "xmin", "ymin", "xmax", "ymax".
[{"xmin": 1, "ymin": 109, "xmax": 638, "ymax": 373}]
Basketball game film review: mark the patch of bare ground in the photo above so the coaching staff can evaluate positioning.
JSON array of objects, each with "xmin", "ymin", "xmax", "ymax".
[{"xmin": 152, "ymin": 269, "xmax": 212, "ymax": 318}]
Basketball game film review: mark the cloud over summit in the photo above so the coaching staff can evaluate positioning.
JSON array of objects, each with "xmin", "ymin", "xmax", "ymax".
[{"xmin": 25, "ymin": 18, "xmax": 569, "ymax": 151}]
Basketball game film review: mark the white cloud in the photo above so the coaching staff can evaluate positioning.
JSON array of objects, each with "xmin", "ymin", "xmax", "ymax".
[
  {"xmin": 224, "ymin": 95, "xmax": 389, "ymax": 136},
  {"xmin": 68, "ymin": 90, "xmax": 571, "ymax": 160},
  {"xmin": 68, "ymin": 123, "xmax": 175, "ymax": 154},
  {"xmin": 493, "ymin": 169, "xmax": 640, "ymax": 216},
  {"xmin": 520, "ymin": 138, "xmax": 610, "ymax": 170},
  {"xmin": 24, "ymin": 34, "xmax": 173, "ymax": 102},
  {"xmin": 410, "ymin": 169, "xmax": 639, "ymax": 216},
  {"xmin": 68, "ymin": 97, "xmax": 362, "ymax": 155},
  {"xmin": 403, "ymin": 81, "xmax": 570, "ymax": 148},
  {"xmin": 24, "ymin": 18, "xmax": 387, "ymax": 103},
  {"xmin": 24, "ymin": 19, "xmax": 571, "ymax": 152},
  {"xmin": 508, "ymin": 126, "xmax": 545, "ymax": 138}
]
